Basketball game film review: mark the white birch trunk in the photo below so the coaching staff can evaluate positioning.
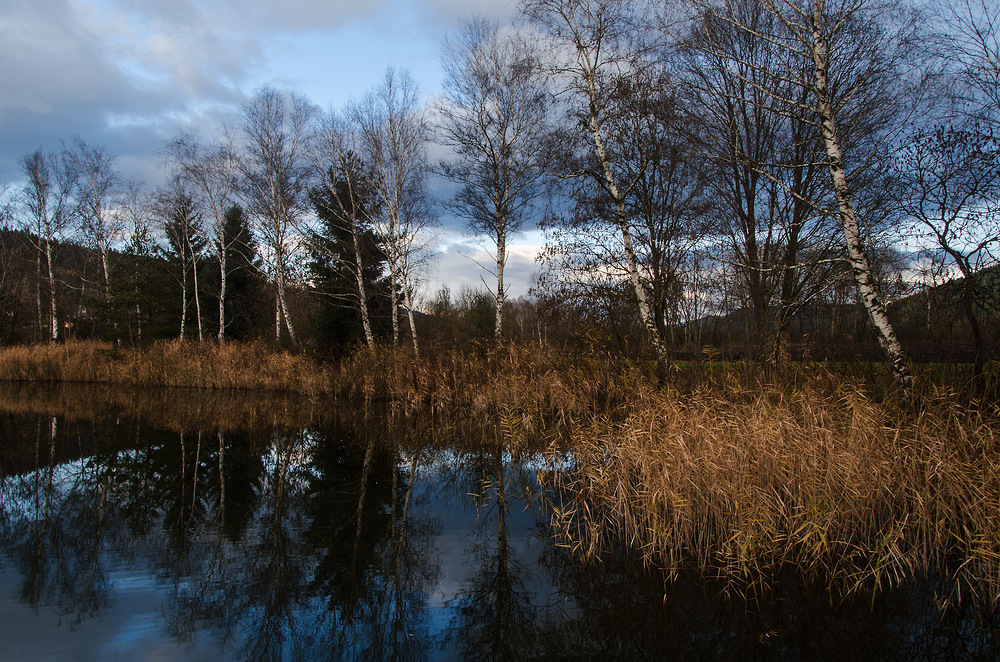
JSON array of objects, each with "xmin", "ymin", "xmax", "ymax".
[
  {"xmin": 810, "ymin": 1, "xmax": 913, "ymax": 396},
  {"xmin": 495, "ymin": 228, "xmax": 506, "ymax": 346},
  {"xmin": 351, "ymin": 223, "xmax": 375, "ymax": 348},
  {"xmin": 46, "ymin": 241, "xmax": 58, "ymax": 342},
  {"xmin": 402, "ymin": 279, "xmax": 420, "ymax": 357},
  {"xmin": 218, "ymin": 252, "xmax": 227, "ymax": 342}
]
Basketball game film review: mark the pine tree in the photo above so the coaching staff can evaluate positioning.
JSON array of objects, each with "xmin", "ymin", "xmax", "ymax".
[
  {"xmin": 222, "ymin": 205, "xmax": 265, "ymax": 342},
  {"xmin": 308, "ymin": 161, "xmax": 392, "ymax": 349}
]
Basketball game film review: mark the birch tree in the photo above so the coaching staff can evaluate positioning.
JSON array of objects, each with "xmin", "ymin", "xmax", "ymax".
[
  {"xmin": 523, "ymin": 0, "xmax": 674, "ymax": 366},
  {"xmin": 354, "ymin": 68, "xmax": 432, "ymax": 356},
  {"xmin": 685, "ymin": 0, "xmax": 918, "ymax": 396},
  {"xmin": 65, "ymin": 137, "xmax": 122, "ymax": 291},
  {"xmin": 19, "ymin": 149, "xmax": 76, "ymax": 342},
  {"xmin": 537, "ymin": 67, "xmax": 711, "ymax": 355},
  {"xmin": 116, "ymin": 180, "xmax": 155, "ymax": 344},
  {"xmin": 239, "ymin": 86, "xmax": 316, "ymax": 347},
  {"xmin": 438, "ymin": 18, "xmax": 550, "ymax": 346},
  {"xmin": 308, "ymin": 111, "xmax": 381, "ymax": 348},
  {"xmin": 159, "ymin": 180, "xmax": 206, "ymax": 341},
  {"xmin": 165, "ymin": 132, "xmax": 240, "ymax": 342}
]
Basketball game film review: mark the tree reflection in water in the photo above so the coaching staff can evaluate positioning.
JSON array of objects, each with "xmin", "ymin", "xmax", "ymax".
[
  {"xmin": 444, "ymin": 418, "xmax": 543, "ymax": 660},
  {"xmin": 0, "ymin": 383, "xmax": 998, "ymax": 661}
]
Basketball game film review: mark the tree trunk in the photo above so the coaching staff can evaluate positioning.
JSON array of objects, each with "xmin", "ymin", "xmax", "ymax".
[
  {"xmin": 36, "ymin": 248, "xmax": 44, "ymax": 342},
  {"xmin": 351, "ymin": 222, "xmax": 375, "ymax": 349},
  {"xmin": 46, "ymin": 240, "xmax": 58, "ymax": 342},
  {"xmin": 495, "ymin": 225, "xmax": 506, "ymax": 346},
  {"xmin": 179, "ymin": 249, "xmax": 189, "ymax": 341},
  {"xmin": 187, "ymin": 233, "xmax": 203, "ymax": 342},
  {"xmin": 218, "ymin": 251, "xmax": 227, "ymax": 342},
  {"xmin": 581, "ymin": 58, "xmax": 670, "ymax": 367},
  {"xmin": 402, "ymin": 280, "xmax": 420, "ymax": 357},
  {"xmin": 389, "ymin": 262, "xmax": 401, "ymax": 346},
  {"xmin": 274, "ymin": 295, "xmax": 281, "ymax": 344},
  {"xmin": 100, "ymin": 248, "xmax": 110, "ymax": 290},
  {"xmin": 275, "ymin": 261, "xmax": 297, "ymax": 347},
  {"xmin": 810, "ymin": 2, "xmax": 914, "ymax": 398}
]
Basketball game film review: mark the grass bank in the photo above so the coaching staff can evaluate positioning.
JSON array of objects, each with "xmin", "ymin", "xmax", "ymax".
[{"xmin": 0, "ymin": 339, "xmax": 332, "ymax": 392}]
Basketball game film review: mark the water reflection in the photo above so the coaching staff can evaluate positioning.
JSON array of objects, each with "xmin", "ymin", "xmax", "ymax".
[{"xmin": 0, "ymin": 383, "xmax": 997, "ymax": 660}]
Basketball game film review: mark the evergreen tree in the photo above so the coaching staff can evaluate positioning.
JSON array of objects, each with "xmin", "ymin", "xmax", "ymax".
[
  {"xmin": 222, "ymin": 205, "xmax": 265, "ymax": 342},
  {"xmin": 308, "ymin": 161, "xmax": 392, "ymax": 349}
]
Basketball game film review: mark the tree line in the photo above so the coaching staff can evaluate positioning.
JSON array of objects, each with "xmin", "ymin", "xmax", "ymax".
[{"xmin": 1, "ymin": 0, "xmax": 999, "ymax": 383}]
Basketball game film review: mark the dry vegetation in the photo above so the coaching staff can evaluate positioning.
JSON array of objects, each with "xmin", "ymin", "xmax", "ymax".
[
  {"xmin": 543, "ymin": 377, "xmax": 1000, "ymax": 607},
  {"xmin": 0, "ymin": 339, "xmax": 332, "ymax": 392},
  {"xmin": 2, "ymin": 339, "xmax": 999, "ymax": 606}
]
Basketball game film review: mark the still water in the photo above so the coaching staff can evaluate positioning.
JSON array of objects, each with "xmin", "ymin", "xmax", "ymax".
[{"xmin": 0, "ymin": 383, "xmax": 996, "ymax": 661}]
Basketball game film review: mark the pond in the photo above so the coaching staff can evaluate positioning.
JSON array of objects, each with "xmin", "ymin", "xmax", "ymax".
[{"xmin": 0, "ymin": 382, "xmax": 996, "ymax": 661}]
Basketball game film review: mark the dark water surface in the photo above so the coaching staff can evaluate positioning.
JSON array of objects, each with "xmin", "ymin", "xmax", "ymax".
[{"xmin": 0, "ymin": 383, "xmax": 997, "ymax": 661}]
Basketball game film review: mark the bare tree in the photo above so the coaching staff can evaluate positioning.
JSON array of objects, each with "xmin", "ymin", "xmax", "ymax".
[
  {"xmin": 64, "ymin": 137, "xmax": 122, "ymax": 290},
  {"xmin": 930, "ymin": 0, "xmax": 1000, "ymax": 125},
  {"xmin": 437, "ymin": 17, "xmax": 550, "ymax": 346},
  {"xmin": 165, "ymin": 132, "xmax": 240, "ymax": 342},
  {"xmin": 158, "ymin": 179, "xmax": 206, "ymax": 341},
  {"xmin": 684, "ymin": 0, "xmax": 918, "ymax": 396},
  {"xmin": 19, "ymin": 149, "xmax": 77, "ymax": 342},
  {"xmin": 354, "ymin": 68, "xmax": 433, "ymax": 356},
  {"xmin": 678, "ymin": 1, "xmax": 840, "ymax": 363},
  {"xmin": 117, "ymin": 180, "xmax": 156, "ymax": 343},
  {"xmin": 538, "ymin": 66, "xmax": 711, "ymax": 357},
  {"xmin": 896, "ymin": 125, "xmax": 1000, "ymax": 384},
  {"xmin": 308, "ymin": 110, "xmax": 381, "ymax": 349},
  {"xmin": 238, "ymin": 86, "xmax": 316, "ymax": 347},
  {"xmin": 523, "ymin": 0, "xmax": 675, "ymax": 367}
]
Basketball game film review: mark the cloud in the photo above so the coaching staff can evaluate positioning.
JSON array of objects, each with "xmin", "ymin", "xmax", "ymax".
[
  {"xmin": 112, "ymin": 0, "xmax": 395, "ymax": 35},
  {"xmin": 0, "ymin": 0, "xmax": 523, "ymax": 199},
  {"xmin": 420, "ymin": 0, "xmax": 520, "ymax": 25},
  {"xmin": 0, "ymin": 0, "xmax": 257, "ymax": 182},
  {"xmin": 425, "ymin": 231, "xmax": 542, "ymax": 301}
]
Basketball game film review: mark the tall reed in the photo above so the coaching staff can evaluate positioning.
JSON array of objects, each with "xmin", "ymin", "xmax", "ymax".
[{"xmin": 542, "ymin": 377, "xmax": 1000, "ymax": 606}]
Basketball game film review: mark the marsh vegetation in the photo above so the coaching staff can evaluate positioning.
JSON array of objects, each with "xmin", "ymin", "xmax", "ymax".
[{"xmin": 2, "ymin": 340, "xmax": 1000, "ymax": 620}]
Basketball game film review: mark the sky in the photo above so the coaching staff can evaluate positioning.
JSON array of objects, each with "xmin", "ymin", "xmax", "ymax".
[{"xmin": 0, "ymin": 0, "xmax": 545, "ymax": 301}]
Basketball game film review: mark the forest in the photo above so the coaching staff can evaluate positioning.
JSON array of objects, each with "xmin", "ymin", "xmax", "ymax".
[{"xmin": 0, "ymin": 0, "xmax": 998, "ymax": 390}]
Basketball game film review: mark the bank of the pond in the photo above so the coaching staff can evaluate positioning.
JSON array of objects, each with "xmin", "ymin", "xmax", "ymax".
[
  {"xmin": 0, "ymin": 339, "xmax": 332, "ymax": 392},
  {"xmin": 3, "ymin": 339, "xmax": 1000, "ymax": 608}
]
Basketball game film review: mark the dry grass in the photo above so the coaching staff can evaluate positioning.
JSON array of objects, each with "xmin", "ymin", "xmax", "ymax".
[
  {"xmin": 332, "ymin": 344, "xmax": 654, "ymax": 426},
  {"xmin": 0, "ymin": 340, "xmax": 334, "ymax": 393},
  {"xmin": 542, "ymin": 376, "xmax": 1000, "ymax": 606},
  {"xmin": 0, "ymin": 380, "xmax": 330, "ymax": 433}
]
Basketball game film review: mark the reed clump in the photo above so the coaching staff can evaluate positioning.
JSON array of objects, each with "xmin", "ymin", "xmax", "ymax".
[
  {"xmin": 332, "ymin": 344, "xmax": 654, "ymax": 425},
  {"xmin": 542, "ymin": 378, "xmax": 1000, "ymax": 606}
]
